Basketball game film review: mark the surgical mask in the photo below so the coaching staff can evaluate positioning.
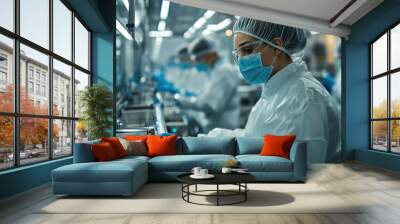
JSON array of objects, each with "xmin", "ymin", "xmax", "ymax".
[
  {"xmin": 238, "ymin": 52, "xmax": 275, "ymax": 85},
  {"xmin": 195, "ymin": 63, "xmax": 209, "ymax": 73}
]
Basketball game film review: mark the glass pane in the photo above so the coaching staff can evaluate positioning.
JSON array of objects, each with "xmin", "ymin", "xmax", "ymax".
[
  {"xmin": 0, "ymin": 116, "xmax": 14, "ymax": 170},
  {"xmin": 0, "ymin": 0, "xmax": 14, "ymax": 31},
  {"xmin": 74, "ymin": 69, "xmax": 89, "ymax": 118},
  {"xmin": 20, "ymin": 44, "xmax": 49, "ymax": 115},
  {"xmin": 20, "ymin": 117, "xmax": 49, "ymax": 165},
  {"xmin": 53, "ymin": 119, "xmax": 72, "ymax": 157},
  {"xmin": 391, "ymin": 72, "xmax": 400, "ymax": 118},
  {"xmin": 372, "ymin": 77, "xmax": 387, "ymax": 119},
  {"xmin": 372, "ymin": 121, "xmax": 388, "ymax": 151},
  {"xmin": 74, "ymin": 18, "xmax": 89, "ymax": 70},
  {"xmin": 372, "ymin": 33, "xmax": 387, "ymax": 76},
  {"xmin": 0, "ymin": 34, "xmax": 14, "ymax": 112},
  {"xmin": 20, "ymin": 0, "xmax": 49, "ymax": 49},
  {"xmin": 391, "ymin": 24, "xmax": 400, "ymax": 70},
  {"xmin": 391, "ymin": 120, "xmax": 400, "ymax": 153},
  {"xmin": 53, "ymin": 0, "xmax": 72, "ymax": 60},
  {"xmin": 75, "ymin": 120, "xmax": 88, "ymax": 143},
  {"xmin": 53, "ymin": 59, "xmax": 72, "ymax": 117}
]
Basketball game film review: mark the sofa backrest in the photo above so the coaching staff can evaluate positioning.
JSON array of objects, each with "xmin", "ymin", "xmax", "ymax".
[
  {"xmin": 73, "ymin": 140, "xmax": 100, "ymax": 163},
  {"xmin": 236, "ymin": 137, "xmax": 303, "ymax": 156},
  {"xmin": 177, "ymin": 137, "xmax": 236, "ymax": 155},
  {"xmin": 235, "ymin": 137, "xmax": 264, "ymax": 155}
]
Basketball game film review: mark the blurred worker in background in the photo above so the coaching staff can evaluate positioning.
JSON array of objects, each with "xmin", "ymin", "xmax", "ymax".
[
  {"xmin": 177, "ymin": 37, "xmax": 241, "ymax": 133},
  {"xmin": 163, "ymin": 45, "xmax": 209, "ymax": 96},
  {"xmin": 208, "ymin": 17, "xmax": 340, "ymax": 163}
]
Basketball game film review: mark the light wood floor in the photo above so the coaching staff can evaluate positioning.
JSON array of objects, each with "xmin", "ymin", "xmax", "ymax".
[{"xmin": 1, "ymin": 162, "xmax": 400, "ymax": 224}]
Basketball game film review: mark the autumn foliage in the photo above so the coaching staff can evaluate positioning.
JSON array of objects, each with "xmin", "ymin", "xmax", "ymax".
[
  {"xmin": 0, "ymin": 85, "xmax": 59, "ymax": 151},
  {"xmin": 372, "ymin": 99, "xmax": 400, "ymax": 143}
]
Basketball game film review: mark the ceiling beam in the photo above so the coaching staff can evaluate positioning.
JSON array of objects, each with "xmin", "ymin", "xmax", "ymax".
[
  {"xmin": 170, "ymin": 0, "xmax": 351, "ymax": 37},
  {"xmin": 330, "ymin": 0, "xmax": 368, "ymax": 28}
]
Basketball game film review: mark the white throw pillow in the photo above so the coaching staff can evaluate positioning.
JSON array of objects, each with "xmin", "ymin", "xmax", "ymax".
[{"xmin": 118, "ymin": 138, "xmax": 147, "ymax": 156}]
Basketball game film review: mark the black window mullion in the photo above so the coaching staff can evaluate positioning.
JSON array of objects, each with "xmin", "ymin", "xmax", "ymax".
[
  {"xmin": 388, "ymin": 29, "xmax": 391, "ymax": 152},
  {"xmin": 48, "ymin": 0, "xmax": 54, "ymax": 160},
  {"xmin": 71, "ymin": 10, "xmax": 76, "ymax": 155},
  {"xmin": 13, "ymin": 0, "xmax": 20, "ymax": 167}
]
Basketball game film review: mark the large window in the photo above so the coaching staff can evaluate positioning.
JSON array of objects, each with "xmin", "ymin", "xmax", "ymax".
[
  {"xmin": 0, "ymin": 0, "xmax": 91, "ymax": 170},
  {"xmin": 370, "ymin": 23, "xmax": 400, "ymax": 153}
]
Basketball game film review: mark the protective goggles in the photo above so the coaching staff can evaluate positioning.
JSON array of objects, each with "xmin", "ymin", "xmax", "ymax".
[{"xmin": 232, "ymin": 40, "xmax": 270, "ymax": 64}]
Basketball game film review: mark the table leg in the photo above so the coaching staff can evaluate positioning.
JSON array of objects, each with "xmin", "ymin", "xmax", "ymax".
[
  {"xmin": 245, "ymin": 183, "xmax": 247, "ymax": 201},
  {"xmin": 217, "ymin": 184, "xmax": 219, "ymax": 206},
  {"xmin": 195, "ymin": 184, "xmax": 198, "ymax": 192}
]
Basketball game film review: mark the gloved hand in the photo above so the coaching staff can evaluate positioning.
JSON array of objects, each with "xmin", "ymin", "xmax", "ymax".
[
  {"xmin": 207, "ymin": 128, "xmax": 245, "ymax": 138},
  {"xmin": 183, "ymin": 90, "xmax": 197, "ymax": 97}
]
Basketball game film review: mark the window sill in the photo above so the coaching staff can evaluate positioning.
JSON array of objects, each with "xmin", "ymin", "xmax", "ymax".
[{"xmin": 0, "ymin": 156, "xmax": 72, "ymax": 176}]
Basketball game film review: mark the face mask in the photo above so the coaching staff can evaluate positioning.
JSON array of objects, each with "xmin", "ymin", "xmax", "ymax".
[
  {"xmin": 238, "ymin": 52, "xmax": 275, "ymax": 85},
  {"xmin": 195, "ymin": 63, "xmax": 209, "ymax": 73}
]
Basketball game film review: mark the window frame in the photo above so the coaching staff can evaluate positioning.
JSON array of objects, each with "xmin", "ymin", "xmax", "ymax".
[
  {"xmin": 369, "ymin": 20, "xmax": 400, "ymax": 154},
  {"xmin": 0, "ymin": 0, "xmax": 92, "ymax": 171}
]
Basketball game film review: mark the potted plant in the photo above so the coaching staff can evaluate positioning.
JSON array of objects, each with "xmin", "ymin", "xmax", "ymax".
[{"xmin": 79, "ymin": 84, "xmax": 113, "ymax": 140}]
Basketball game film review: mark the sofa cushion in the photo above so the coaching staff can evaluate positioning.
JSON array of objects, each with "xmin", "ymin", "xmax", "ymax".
[
  {"xmin": 236, "ymin": 155, "xmax": 293, "ymax": 172},
  {"xmin": 177, "ymin": 137, "xmax": 235, "ymax": 155},
  {"xmin": 236, "ymin": 137, "xmax": 263, "ymax": 155},
  {"xmin": 119, "ymin": 138, "xmax": 147, "ymax": 156},
  {"xmin": 91, "ymin": 142, "xmax": 118, "ymax": 162},
  {"xmin": 260, "ymin": 135, "xmax": 296, "ymax": 159},
  {"xmin": 147, "ymin": 135, "xmax": 177, "ymax": 157},
  {"xmin": 149, "ymin": 154, "xmax": 235, "ymax": 172},
  {"xmin": 101, "ymin": 137, "xmax": 127, "ymax": 158},
  {"xmin": 53, "ymin": 158, "xmax": 147, "ymax": 183}
]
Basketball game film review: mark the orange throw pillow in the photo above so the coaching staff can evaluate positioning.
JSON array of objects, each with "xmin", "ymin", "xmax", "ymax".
[
  {"xmin": 260, "ymin": 134, "xmax": 296, "ymax": 159},
  {"xmin": 91, "ymin": 142, "xmax": 117, "ymax": 162},
  {"xmin": 124, "ymin": 135, "xmax": 148, "ymax": 141},
  {"xmin": 146, "ymin": 134, "xmax": 177, "ymax": 157},
  {"xmin": 101, "ymin": 137, "xmax": 127, "ymax": 158}
]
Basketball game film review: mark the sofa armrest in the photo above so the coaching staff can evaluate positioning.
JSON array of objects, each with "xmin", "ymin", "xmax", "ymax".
[
  {"xmin": 290, "ymin": 141, "xmax": 307, "ymax": 181},
  {"xmin": 73, "ymin": 140, "xmax": 100, "ymax": 163}
]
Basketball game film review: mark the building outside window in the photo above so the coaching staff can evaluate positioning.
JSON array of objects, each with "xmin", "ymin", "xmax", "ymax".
[
  {"xmin": 28, "ymin": 81, "xmax": 34, "ymax": 94},
  {"xmin": 0, "ymin": 0, "xmax": 91, "ymax": 170}
]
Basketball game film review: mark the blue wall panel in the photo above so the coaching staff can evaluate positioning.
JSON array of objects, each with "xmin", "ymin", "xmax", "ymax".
[{"xmin": 0, "ymin": 158, "xmax": 72, "ymax": 199}]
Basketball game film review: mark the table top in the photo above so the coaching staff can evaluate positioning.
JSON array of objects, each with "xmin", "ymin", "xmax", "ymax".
[{"xmin": 177, "ymin": 172, "xmax": 255, "ymax": 185}]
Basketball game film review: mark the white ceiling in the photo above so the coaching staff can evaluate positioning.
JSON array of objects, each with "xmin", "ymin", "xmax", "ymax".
[{"xmin": 170, "ymin": 0, "xmax": 384, "ymax": 37}]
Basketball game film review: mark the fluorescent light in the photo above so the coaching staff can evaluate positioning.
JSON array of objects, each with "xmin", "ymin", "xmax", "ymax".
[
  {"xmin": 203, "ymin": 10, "xmax": 215, "ymax": 19},
  {"xmin": 218, "ymin": 18, "xmax": 232, "ymax": 29},
  {"xmin": 202, "ymin": 29, "xmax": 213, "ymax": 36},
  {"xmin": 122, "ymin": 0, "xmax": 129, "ymax": 11},
  {"xmin": 116, "ymin": 19, "xmax": 133, "ymax": 40},
  {"xmin": 149, "ymin": 30, "xmax": 173, "ymax": 38},
  {"xmin": 160, "ymin": 1, "xmax": 170, "ymax": 20},
  {"xmin": 193, "ymin": 17, "xmax": 207, "ymax": 29},
  {"xmin": 158, "ymin": 21, "xmax": 166, "ymax": 31},
  {"xmin": 152, "ymin": 37, "xmax": 163, "ymax": 60},
  {"xmin": 183, "ymin": 31, "xmax": 192, "ymax": 39}
]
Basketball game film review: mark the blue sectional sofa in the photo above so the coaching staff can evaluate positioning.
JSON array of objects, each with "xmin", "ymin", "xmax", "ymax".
[{"xmin": 52, "ymin": 137, "xmax": 307, "ymax": 196}]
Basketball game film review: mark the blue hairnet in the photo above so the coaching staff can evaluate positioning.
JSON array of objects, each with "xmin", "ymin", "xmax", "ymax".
[
  {"xmin": 233, "ymin": 17, "xmax": 307, "ymax": 56},
  {"xmin": 188, "ymin": 37, "xmax": 217, "ymax": 60}
]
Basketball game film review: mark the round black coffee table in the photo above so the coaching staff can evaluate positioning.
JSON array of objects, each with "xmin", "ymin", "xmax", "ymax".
[{"xmin": 177, "ymin": 173, "xmax": 255, "ymax": 206}]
